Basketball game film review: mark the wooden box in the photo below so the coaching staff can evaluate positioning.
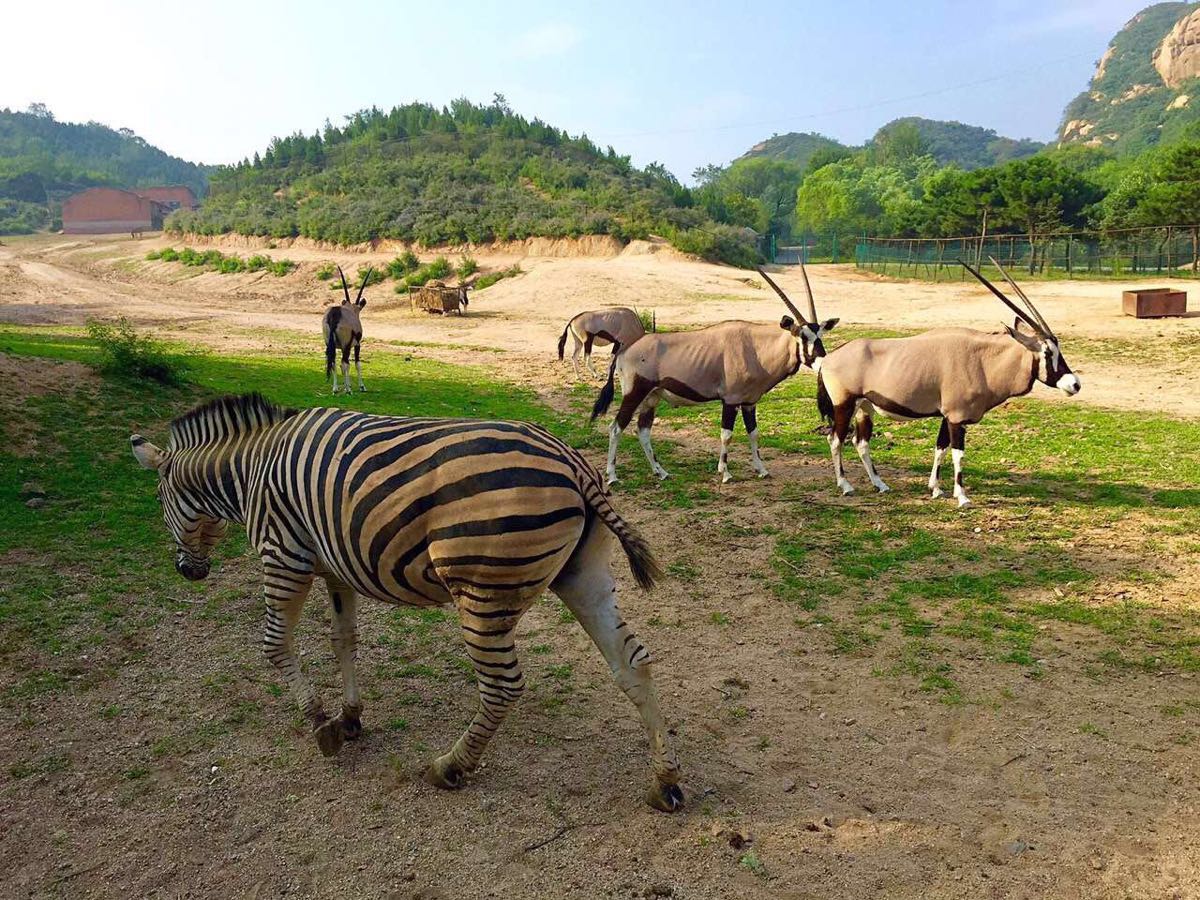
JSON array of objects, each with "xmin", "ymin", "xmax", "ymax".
[{"xmin": 1122, "ymin": 288, "xmax": 1187, "ymax": 318}]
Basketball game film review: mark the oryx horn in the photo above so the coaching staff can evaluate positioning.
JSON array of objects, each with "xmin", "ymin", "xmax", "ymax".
[
  {"xmin": 336, "ymin": 266, "xmax": 352, "ymax": 304},
  {"xmin": 797, "ymin": 261, "xmax": 819, "ymax": 323},
  {"xmin": 958, "ymin": 259, "xmax": 1041, "ymax": 335},
  {"xmin": 756, "ymin": 266, "xmax": 808, "ymax": 324},
  {"xmin": 987, "ymin": 256, "xmax": 1055, "ymax": 339},
  {"xmin": 356, "ymin": 266, "xmax": 373, "ymax": 303}
]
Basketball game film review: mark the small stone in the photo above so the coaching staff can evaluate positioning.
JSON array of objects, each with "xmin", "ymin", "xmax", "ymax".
[
  {"xmin": 843, "ymin": 717, "xmax": 856, "ymax": 726},
  {"xmin": 25, "ymin": 497, "xmax": 47, "ymax": 509},
  {"xmin": 782, "ymin": 778, "xmax": 798, "ymax": 794},
  {"xmin": 808, "ymin": 781, "xmax": 819, "ymax": 790}
]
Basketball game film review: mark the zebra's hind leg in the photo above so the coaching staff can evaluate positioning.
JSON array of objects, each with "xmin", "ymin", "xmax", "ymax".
[
  {"xmin": 551, "ymin": 527, "xmax": 683, "ymax": 812},
  {"xmin": 325, "ymin": 575, "xmax": 362, "ymax": 741},
  {"xmin": 424, "ymin": 603, "xmax": 526, "ymax": 790},
  {"xmin": 260, "ymin": 561, "xmax": 341, "ymax": 755}
]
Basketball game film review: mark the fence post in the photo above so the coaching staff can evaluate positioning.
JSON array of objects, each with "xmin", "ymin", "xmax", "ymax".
[
  {"xmin": 832, "ymin": 232, "xmax": 839, "ymax": 264},
  {"xmin": 1066, "ymin": 234, "xmax": 1073, "ymax": 278}
]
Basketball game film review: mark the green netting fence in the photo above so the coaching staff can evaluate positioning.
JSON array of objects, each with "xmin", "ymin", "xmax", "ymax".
[{"xmin": 855, "ymin": 226, "xmax": 1200, "ymax": 281}]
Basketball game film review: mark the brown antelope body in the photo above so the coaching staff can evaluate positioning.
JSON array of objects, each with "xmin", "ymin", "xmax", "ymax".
[
  {"xmin": 558, "ymin": 307, "xmax": 647, "ymax": 378},
  {"xmin": 817, "ymin": 260, "xmax": 1081, "ymax": 506},
  {"xmin": 323, "ymin": 266, "xmax": 372, "ymax": 393}
]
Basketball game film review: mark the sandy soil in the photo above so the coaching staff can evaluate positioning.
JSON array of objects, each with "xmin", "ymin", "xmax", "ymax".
[
  {"xmin": 1, "ymin": 233, "xmax": 1198, "ymax": 416},
  {"xmin": 2, "ymin": 237, "xmax": 1200, "ymax": 899}
]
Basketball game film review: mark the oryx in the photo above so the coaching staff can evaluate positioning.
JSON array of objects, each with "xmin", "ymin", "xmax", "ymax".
[
  {"xmin": 558, "ymin": 307, "xmax": 648, "ymax": 378},
  {"xmin": 816, "ymin": 258, "xmax": 1081, "ymax": 507},
  {"xmin": 591, "ymin": 268, "xmax": 836, "ymax": 486},
  {"xmin": 323, "ymin": 266, "xmax": 370, "ymax": 394}
]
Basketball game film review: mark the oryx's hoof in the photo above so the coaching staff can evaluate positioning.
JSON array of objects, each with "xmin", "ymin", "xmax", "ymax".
[
  {"xmin": 957, "ymin": 496, "xmax": 972, "ymax": 509},
  {"xmin": 314, "ymin": 717, "xmax": 345, "ymax": 757},
  {"xmin": 720, "ymin": 471, "xmax": 733, "ymax": 485},
  {"xmin": 875, "ymin": 482, "xmax": 891, "ymax": 494},
  {"xmin": 930, "ymin": 487, "xmax": 945, "ymax": 500},
  {"xmin": 657, "ymin": 471, "xmax": 671, "ymax": 481},
  {"xmin": 647, "ymin": 780, "xmax": 684, "ymax": 813},
  {"xmin": 337, "ymin": 711, "xmax": 363, "ymax": 741},
  {"xmin": 838, "ymin": 481, "xmax": 855, "ymax": 496},
  {"xmin": 423, "ymin": 756, "xmax": 465, "ymax": 790},
  {"xmin": 358, "ymin": 387, "xmax": 367, "ymax": 393},
  {"xmin": 605, "ymin": 476, "xmax": 619, "ymax": 490},
  {"xmin": 755, "ymin": 470, "xmax": 770, "ymax": 479}
]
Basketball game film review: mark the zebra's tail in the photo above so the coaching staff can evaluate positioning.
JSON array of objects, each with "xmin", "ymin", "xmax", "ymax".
[
  {"xmin": 583, "ymin": 484, "xmax": 662, "ymax": 590},
  {"xmin": 557, "ymin": 325, "xmax": 569, "ymax": 360},
  {"xmin": 590, "ymin": 350, "xmax": 619, "ymax": 422}
]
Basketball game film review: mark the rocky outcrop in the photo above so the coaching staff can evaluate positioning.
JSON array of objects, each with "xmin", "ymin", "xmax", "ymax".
[{"xmin": 1153, "ymin": 7, "xmax": 1200, "ymax": 87}]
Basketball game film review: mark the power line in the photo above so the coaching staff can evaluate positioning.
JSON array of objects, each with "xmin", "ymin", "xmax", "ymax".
[{"xmin": 597, "ymin": 50, "xmax": 1097, "ymax": 141}]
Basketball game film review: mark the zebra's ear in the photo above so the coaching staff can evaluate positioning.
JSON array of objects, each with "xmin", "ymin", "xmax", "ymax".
[{"xmin": 130, "ymin": 435, "xmax": 166, "ymax": 471}]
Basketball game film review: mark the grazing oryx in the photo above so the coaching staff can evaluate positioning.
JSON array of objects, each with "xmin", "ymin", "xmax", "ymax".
[
  {"xmin": 130, "ymin": 394, "xmax": 683, "ymax": 811},
  {"xmin": 558, "ymin": 307, "xmax": 648, "ymax": 378},
  {"xmin": 323, "ymin": 266, "xmax": 370, "ymax": 393},
  {"xmin": 591, "ymin": 267, "xmax": 837, "ymax": 486},
  {"xmin": 816, "ymin": 258, "xmax": 1081, "ymax": 507}
]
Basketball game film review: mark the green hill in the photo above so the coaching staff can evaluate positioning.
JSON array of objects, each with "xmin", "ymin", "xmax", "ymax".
[
  {"xmin": 167, "ymin": 98, "xmax": 757, "ymax": 265},
  {"xmin": 738, "ymin": 132, "xmax": 850, "ymax": 170},
  {"xmin": 872, "ymin": 117, "xmax": 1042, "ymax": 169},
  {"xmin": 0, "ymin": 105, "xmax": 210, "ymax": 234},
  {"xmin": 1059, "ymin": 2, "xmax": 1200, "ymax": 154}
]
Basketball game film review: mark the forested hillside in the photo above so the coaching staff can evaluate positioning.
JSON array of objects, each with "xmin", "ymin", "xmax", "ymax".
[
  {"xmin": 873, "ymin": 118, "xmax": 1042, "ymax": 169},
  {"xmin": 168, "ymin": 98, "xmax": 757, "ymax": 265},
  {"xmin": 0, "ymin": 105, "xmax": 210, "ymax": 234}
]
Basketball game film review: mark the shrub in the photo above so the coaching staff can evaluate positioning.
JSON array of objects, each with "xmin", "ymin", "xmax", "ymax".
[
  {"xmin": 159, "ymin": 247, "xmax": 180, "ymax": 262},
  {"xmin": 636, "ymin": 307, "xmax": 656, "ymax": 333},
  {"xmin": 245, "ymin": 254, "xmax": 272, "ymax": 272},
  {"xmin": 87, "ymin": 317, "xmax": 188, "ymax": 385},
  {"xmin": 145, "ymin": 249, "xmax": 162, "ymax": 261},
  {"xmin": 473, "ymin": 263, "xmax": 523, "ymax": 290},
  {"xmin": 217, "ymin": 255, "xmax": 246, "ymax": 274},
  {"xmin": 397, "ymin": 256, "xmax": 455, "ymax": 291},
  {"xmin": 269, "ymin": 258, "xmax": 297, "ymax": 276},
  {"xmin": 386, "ymin": 250, "xmax": 420, "ymax": 279},
  {"xmin": 315, "ymin": 262, "xmax": 336, "ymax": 280},
  {"xmin": 457, "ymin": 255, "xmax": 478, "ymax": 278},
  {"xmin": 356, "ymin": 264, "xmax": 386, "ymax": 287}
]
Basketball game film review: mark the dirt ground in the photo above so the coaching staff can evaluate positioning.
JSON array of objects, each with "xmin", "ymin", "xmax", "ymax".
[
  {"xmin": 2, "ymin": 235, "xmax": 1200, "ymax": 900},
  {"xmin": 2, "ymin": 232, "xmax": 1198, "ymax": 416}
]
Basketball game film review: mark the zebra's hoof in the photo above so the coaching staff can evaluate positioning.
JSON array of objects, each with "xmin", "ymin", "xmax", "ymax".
[
  {"xmin": 423, "ymin": 757, "xmax": 465, "ymax": 790},
  {"xmin": 647, "ymin": 780, "xmax": 684, "ymax": 813},
  {"xmin": 314, "ymin": 718, "xmax": 345, "ymax": 757}
]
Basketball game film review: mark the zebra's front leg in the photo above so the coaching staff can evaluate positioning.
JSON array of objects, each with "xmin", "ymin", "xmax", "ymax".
[
  {"xmin": 829, "ymin": 402, "xmax": 856, "ymax": 495},
  {"xmin": 424, "ymin": 604, "xmax": 525, "ymax": 790},
  {"xmin": 742, "ymin": 404, "xmax": 769, "ymax": 478},
  {"xmin": 637, "ymin": 404, "xmax": 669, "ymax": 481},
  {"xmin": 853, "ymin": 405, "xmax": 889, "ymax": 493},
  {"xmin": 325, "ymin": 575, "xmax": 362, "ymax": 741},
  {"xmin": 353, "ymin": 340, "xmax": 365, "ymax": 393},
  {"xmin": 718, "ymin": 403, "xmax": 737, "ymax": 483},
  {"xmin": 552, "ymin": 527, "xmax": 682, "ymax": 812},
  {"xmin": 949, "ymin": 421, "xmax": 970, "ymax": 508},
  {"xmin": 260, "ymin": 561, "xmax": 340, "ymax": 755},
  {"xmin": 929, "ymin": 418, "xmax": 949, "ymax": 499}
]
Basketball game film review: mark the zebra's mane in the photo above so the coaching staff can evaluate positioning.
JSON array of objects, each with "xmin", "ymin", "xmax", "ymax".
[{"xmin": 169, "ymin": 392, "xmax": 298, "ymax": 449}]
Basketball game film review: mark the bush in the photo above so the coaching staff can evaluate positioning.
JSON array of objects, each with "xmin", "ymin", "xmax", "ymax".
[
  {"xmin": 473, "ymin": 263, "xmax": 523, "ymax": 290},
  {"xmin": 636, "ymin": 307, "xmax": 656, "ymax": 332},
  {"xmin": 396, "ymin": 256, "xmax": 455, "ymax": 291},
  {"xmin": 668, "ymin": 225, "xmax": 762, "ymax": 268},
  {"xmin": 315, "ymin": 262, "xmax": 336, "ymax": 280},
  {"xmin": 217, "ymin": 255, "xmax": 246, "ymax": 274},
  {"xmin": 356, "ymin": 264, "xmax": 386, "ymax": 287},
  {"xmin": 269, "ymin": 258, "xmax": 297, "ymax": 277},
  {"xmin": 87, "ymin": 317, "xmax": 188, "ymax": 385},
  {"xmin": 457, "ymin": 255, "xmax": 479, "ymax": 278},
  {"xmin": 245, "ymin": 254, "xmax": 272, "ymax": 272},
  {"xmin": 386, "ymin": 250, "xmax": 420, "ymax": 279},
  {"xmin": 159, "ymin": 247, "xmax": 180, "ymax": 262},
  {"xmin": 145, "ymin": 249, "xmax": 162, "ymax": 260}
]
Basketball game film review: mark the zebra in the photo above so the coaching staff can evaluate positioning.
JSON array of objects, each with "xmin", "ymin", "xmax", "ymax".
[
  {"xmin": 323, "ymin": 266, "xmax": 370, "ymax": 394},
  {"xmin": 130, "ymin": 393, "xmax": 683, "ymax": 811}
]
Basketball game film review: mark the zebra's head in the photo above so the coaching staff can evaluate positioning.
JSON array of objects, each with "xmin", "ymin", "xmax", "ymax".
[{"xmin": 131, "ymin": 434, "xmax": 227, "ymax": 581}]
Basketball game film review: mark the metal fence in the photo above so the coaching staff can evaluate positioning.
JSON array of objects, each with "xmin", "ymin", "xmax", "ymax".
[
  {"xmin": 763, "ymin": 231, "xmax": 849, "ymax": 265},
  {"xmin": 856, "ymin": 226, "xmax": 1200, "ymax": 281}
]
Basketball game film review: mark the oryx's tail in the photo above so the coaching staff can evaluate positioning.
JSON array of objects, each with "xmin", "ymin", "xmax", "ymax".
[
  {"xmin": 590, "ymin": 342, "xmax": 621, "ymax": 422},
  {"xmin": 325, "ymin": 331, "xmax": 337, "ymax": 380},
  {"xmin": 580, "ymin": 476, "xmax": 661, "ymax": 590},
  {"xmin": 557, "ymin": 324, "xmax": 569, "ymax": 360},
  {"xmin": 816, "ymin": 371, "xmax": 834, "ymax": 426}
]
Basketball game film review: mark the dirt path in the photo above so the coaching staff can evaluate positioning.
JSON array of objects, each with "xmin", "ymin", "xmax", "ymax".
[{"xmin": 2, "ymin": 235, "xmax": 1198, "ymax": 417}]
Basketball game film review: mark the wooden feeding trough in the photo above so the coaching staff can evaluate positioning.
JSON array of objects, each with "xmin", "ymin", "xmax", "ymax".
[
  {"xmin": 410, "ymin": 281, "xmax": 468, "ymax": 315},
  {"xmin": 1122, "ymin": 288, "xmax": 1187, "ymax": 318}
]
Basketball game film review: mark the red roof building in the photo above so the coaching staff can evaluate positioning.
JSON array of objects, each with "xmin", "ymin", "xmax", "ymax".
[
  {"xmin": 61, "ymin": 187, "xmax": 166, "ymax": 234},
  {"xmin": 137, "ymin": 185, "xmax": 198, "ymax": 211}
]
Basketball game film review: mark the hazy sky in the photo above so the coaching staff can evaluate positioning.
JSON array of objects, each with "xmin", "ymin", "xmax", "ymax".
[{"xmin": 3, "ymin": 0, "xmax": 1152, "ymax": 181}]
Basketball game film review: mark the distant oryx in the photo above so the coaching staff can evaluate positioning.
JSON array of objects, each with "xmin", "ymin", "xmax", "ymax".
[
  {"xmin": 558, "ymin": 307, "xmax": 648, "ymax": 379},
  {"xmin": 816, "ymin": 258, "xmax": 1081, "ymax": 507},
  {"xmin": 323, "ymin": 266, "xmax": 370, "ymax": 394},
  {"xmin": 591, "ymin": 268, "xmax": 836, "ymax": 486}
]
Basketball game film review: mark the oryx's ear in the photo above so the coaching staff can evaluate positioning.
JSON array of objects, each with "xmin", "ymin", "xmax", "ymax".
[
  {"xmin": 1013, "ymin": 316, "xmax": 1034, "ymax": 335},
  {"xmin": 779, "ymin": 315, "xmax": 795, "ymax": 330},
  {"xmin": 819, "ymin": 317, "xmax": 839, "ymax": 333},
  {"xmin": 357, "ymin": 297, "xmax": 367, "ymax": 309},
  {"xmin": 130, "ymin": 435, "xmax": 166, "ymax": 471}
]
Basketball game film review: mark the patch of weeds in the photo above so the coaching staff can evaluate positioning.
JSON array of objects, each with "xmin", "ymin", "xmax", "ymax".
[
  {"xmin": 386, "ymin": 717, "xmax": 409, "ymax": 732},
  {"xmin": 98, "ymin": 704, "xmax": 121, "ymax": 720},
  {"xmin": 1078, "ymin": 722, "xmax": 1108, "ymax": 739},
  {"xmin": 667, "ymin": 559, "xmax": 699, "ymax": 580},
  {"xmin": 123, "ymin": 766, "xmax": 150, "ymax": 781},
  {"xmin": 9, "ymin": 753, "xmax": 70, "ymax": 779},
  {"xmin": 711, "ymin": 611, "xmax": 731, "ymax": 626},
  {"xmin": 828, "ymin": 623, "xmax": 878, "ymax": 655},
  {"xmin": 739, "ymin": 848, "xmax": 767, "ymax": 877},
  {"xmin": 1161, "ymin": 705, "xmax": 1185, "ymax": 718}
]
